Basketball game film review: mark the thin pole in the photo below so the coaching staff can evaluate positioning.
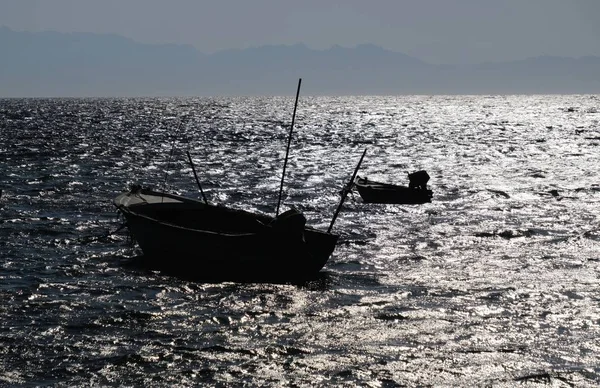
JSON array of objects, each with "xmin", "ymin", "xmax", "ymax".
[
  {"xmin": 186, "ymin": 151, "xmax": 208, "ymax": 205},
  {"xmin": 162, "ymin": 120, "xmax": 183, "ymax": 191},
  {"xmin": 276, "ymin": 78, "xmax": 302, "ymax": 216},
  {"xmin": 327, "ymin": 148, "xmax": 367, "ymax": 234},
  {"xmin": 161, "ymin": 120, "xmax": 183, "ymax": 203}
]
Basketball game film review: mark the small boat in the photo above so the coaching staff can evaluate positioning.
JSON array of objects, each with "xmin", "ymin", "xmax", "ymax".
[
  {"xmin": 353, "ymin": 171, "xmax": 433, "ymax": 204},
  {"xmin": 113, "ymin": 80, "xmax": 360, "ymax": 281},
  {"xmin": 114, "ymin": 186, "xmax": 339, "ymax": 281}
]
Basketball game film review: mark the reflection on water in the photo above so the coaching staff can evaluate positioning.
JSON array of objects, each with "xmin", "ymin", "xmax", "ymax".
[{"xmin": 1, "ymin": 95, "xmax": 600, "ymax": 386}]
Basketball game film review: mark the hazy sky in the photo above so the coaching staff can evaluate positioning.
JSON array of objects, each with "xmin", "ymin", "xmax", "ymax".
[{"xmin": 2, "ymin": 0, "xmax": 599, "ymax": 64}]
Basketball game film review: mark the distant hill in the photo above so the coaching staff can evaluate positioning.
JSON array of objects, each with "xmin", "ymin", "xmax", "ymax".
[{"xmin": 1, "ymin": 26, "xmax": 599, "ymax": 96}]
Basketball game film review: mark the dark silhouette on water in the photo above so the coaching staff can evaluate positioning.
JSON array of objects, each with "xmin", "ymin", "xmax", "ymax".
[
  {"xmin": 408, "ymin": 170, "xmax": 430, "ymax": 190},
  {"xmin": 114, "ymin": 185, "xmax": 339, "ymax": 282},
  {"xmin": 123, "ymin": 254, "xmax": 336, "ymax": 289},
  {"xmin": 353, "ymin": 171, "xmax": 433, "ymax": 204},
  {"xmin": 113, "ymin": 79, "xmax": 357, "ymax": 282}
]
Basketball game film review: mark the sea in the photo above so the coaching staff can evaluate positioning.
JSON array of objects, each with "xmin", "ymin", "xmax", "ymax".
[{"xmin": 1, "ymin": 94, "xmax": 600, "ymax": 387}]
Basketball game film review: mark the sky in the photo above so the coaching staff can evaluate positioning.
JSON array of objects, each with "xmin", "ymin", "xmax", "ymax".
[{"xmin": 1, "ymin": 0, "xmax": 600, "ymax": 64}]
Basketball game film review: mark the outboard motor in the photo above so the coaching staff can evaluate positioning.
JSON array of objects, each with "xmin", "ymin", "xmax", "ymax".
[
  {"xmin": 408, "ymin": 170, "xmax": 430, "ymax": 190},
  {"xmin": 269, "ymin": 208, "xmax": 307, "ymax": 242}
]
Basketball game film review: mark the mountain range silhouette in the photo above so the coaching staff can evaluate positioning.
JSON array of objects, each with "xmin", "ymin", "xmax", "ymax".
[{"xmin": 1, "ymin": 26, "xmax": 599, "ymax": 96}]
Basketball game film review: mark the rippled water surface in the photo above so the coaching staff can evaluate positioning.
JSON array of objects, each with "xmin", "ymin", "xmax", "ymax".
[{"xmin": 1, "ymin": 95, "xmax": 600, "ymax": 386}]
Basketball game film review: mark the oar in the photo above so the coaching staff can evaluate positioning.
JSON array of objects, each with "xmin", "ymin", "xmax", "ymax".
[
  {"xmin": 276, "ymin": 78, "xmax": 302, "ymax": 216},
  {"xmin": 186, "ymin": 151, "xmax": 208, "ymax": 205},
  {"xmin": 327, "ymin": 148, "xmax": 367, "ymax": 234}
]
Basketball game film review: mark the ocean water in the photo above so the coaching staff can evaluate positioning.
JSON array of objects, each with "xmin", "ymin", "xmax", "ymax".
[{"xmin": 1, "ymin": 94, "xmax": 600, "ymax": 387}]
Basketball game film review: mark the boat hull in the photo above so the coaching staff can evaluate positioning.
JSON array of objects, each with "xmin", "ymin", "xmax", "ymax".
[{"xmin": 114, "ymin": 188, "xmax": 339, "ymax": 281}]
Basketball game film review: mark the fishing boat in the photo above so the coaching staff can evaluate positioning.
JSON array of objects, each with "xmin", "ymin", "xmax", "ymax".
[
  {"xmin": 354, "ymin": 172, "xmax": 433, "ymax": 204},
  {"xmin": 114, "ymin": 186, "xmax": 338, "ymax": 281},
  {"xmin": 113, "ymin": 79, "xmax": 361, "ymax": 281}
]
